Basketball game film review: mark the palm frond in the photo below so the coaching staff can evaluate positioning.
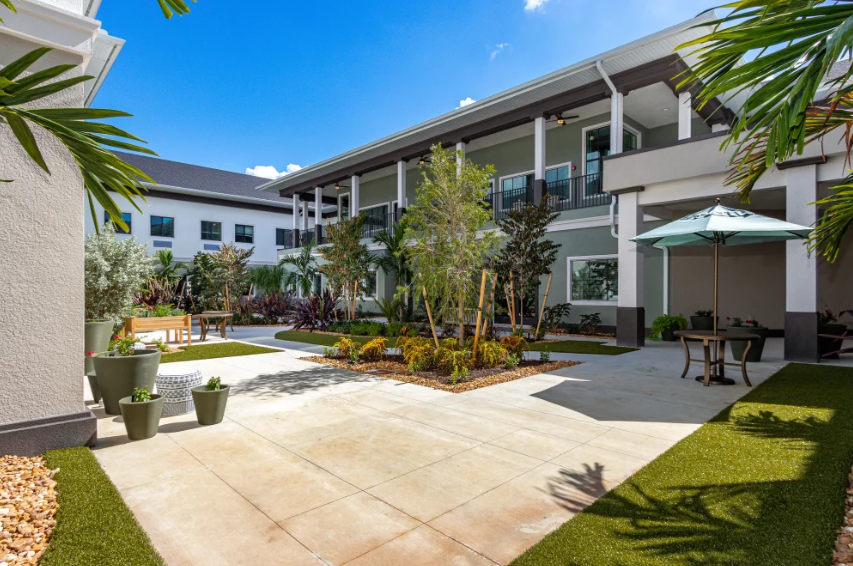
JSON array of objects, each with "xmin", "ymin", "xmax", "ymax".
[
  {"xmin": 158, "ymin": 0, "xmax": 196, "ymax": 18},
  {"xmin": 0, "ymin": 0, "xmax": 15, "ymax": 24}
]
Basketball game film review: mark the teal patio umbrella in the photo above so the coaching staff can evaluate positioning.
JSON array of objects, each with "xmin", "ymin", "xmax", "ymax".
[{"xmin": 632, "ymin": 199, "xmax": 813, "ymax": 334}]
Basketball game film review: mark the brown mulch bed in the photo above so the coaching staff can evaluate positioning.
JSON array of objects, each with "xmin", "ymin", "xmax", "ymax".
[
  {"xmin": 834, "ymin": 466, "xmax": 853, "ymax": 565},
  {"xmin": 303, "ymin": 354, "xmax": 581, "ymax": 393},
  {"xmin": 0, "ymin": 456, "xmax": 58, "ymax": 565}
]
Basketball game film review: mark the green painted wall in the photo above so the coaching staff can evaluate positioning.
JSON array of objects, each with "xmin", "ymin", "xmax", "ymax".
[{"xmin": 645, "ymin": 118, "xmax": 711, "ymax": 148}]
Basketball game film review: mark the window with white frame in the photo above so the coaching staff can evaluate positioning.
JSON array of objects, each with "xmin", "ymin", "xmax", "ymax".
[
  {"xmin": 583, "ymin": 124, "xmax": 639, "ymax": 196},
  {"xmin": 568, "ymin": 256, "xmax": 618, "ymax": 304},
  {"xmin": 363, "ymin": 270, "xmax": 377, "ymax": 298}
]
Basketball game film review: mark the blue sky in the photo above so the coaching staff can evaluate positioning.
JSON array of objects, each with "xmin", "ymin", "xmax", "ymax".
[{"xmin": 96, "ymin": 0, "xmax": 719, "ymax": 180}]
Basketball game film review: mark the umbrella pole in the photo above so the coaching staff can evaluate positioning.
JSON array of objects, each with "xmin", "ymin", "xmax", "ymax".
[{"xmin": 713, "ymin": 237, "xmax": 719, "ymax": 335}]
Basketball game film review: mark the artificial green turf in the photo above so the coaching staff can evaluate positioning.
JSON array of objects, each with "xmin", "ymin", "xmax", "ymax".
[
  {"xmin": 510, "ymin": 363, "xmax": 853, "ymax": 566},
  {"xmin": 160, "ymin": 342, "xmax": 280, "ymax": 363},
  {"xmin": 274, "ymin": 330, "xmax": 398, "ymax": 348},
  {"xmin": 528, "ymin": 339, "xmax": 636, "ymax": 355},
  {"xmin": 41, "ymin": 447, "xmax": 164, "ymax": 566}
]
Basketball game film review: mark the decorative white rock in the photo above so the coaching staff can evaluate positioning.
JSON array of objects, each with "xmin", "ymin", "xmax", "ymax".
[{"xmin": 155, "ymin": 370, "xmax": 203, "ymax": 416}]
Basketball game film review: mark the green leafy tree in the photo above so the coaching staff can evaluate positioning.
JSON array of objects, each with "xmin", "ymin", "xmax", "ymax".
[
  {"xmin": 320, "ymin": 215, "xmax": 370, "ymax": 319},
  {"xmin": 84, "ymin": 223, "xmax": 154, "ymax": 324},
  {"xmin": 154, "ymin": 249, "xmax": 187, "ymax": 284},
  {"xmin": 373, "ymin": 218, "xmax": 414, "ymax": 321},
  {"xmin": 495, "ymin": 197, "xmax": 561, "ymax": 332},
  {"xmin": 208, "ymin": 243, "xmax": 253, "ymax": 311},
  {"xmin": 405, "ymin": 144, "xmax": 501, "ymax": 346},
  {"xmin": 280, "ymin": 240, "xmax": 320, "ymax": 297},
  {"xmin": 682, "ymin": 1, "xmax": 853, "ymax": 261},
  {"xmin": 187, "ymin": 251, "xmax": 216, "ymax": 312}
]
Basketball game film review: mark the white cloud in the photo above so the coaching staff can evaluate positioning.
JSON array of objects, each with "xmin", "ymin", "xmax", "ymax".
[
  {"xmin": 490, "ymin": 43, "xmax": 511, "ymax": 61},
  {"xmin": 524, "ymin": 0, "xmax": 549, "ymax": 11},
  {"xmin": 458, "ymin": 97, "xmax": 477, "ymax": 108},
  {"xmin": 245, "ymin": 164, "xmax": 302, "ymax": 179}
]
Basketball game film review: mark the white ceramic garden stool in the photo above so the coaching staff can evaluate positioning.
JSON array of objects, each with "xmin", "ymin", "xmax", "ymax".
[{"xmin": 155, "ymin": 370, "xmax": 203, "ymax": 416}]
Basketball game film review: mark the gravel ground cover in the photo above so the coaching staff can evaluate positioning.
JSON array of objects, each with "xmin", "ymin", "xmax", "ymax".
[
  {"xmin": 303, "ymin": 354, "xmax": 581, "ymax": 393},
  {"xmin": 833, "ymin": 467, "xmax": 853, "ymax": 565},
  {"xmin": 0, "ymin": 457, "xmax": 57, "ymax": 565},
  {"xmin": 509, "ymin": 363, "xmax": 853, "ymax": 566}
]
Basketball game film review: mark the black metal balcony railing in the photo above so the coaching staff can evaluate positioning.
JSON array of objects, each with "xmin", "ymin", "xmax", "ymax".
[
  {"xmin": 277, "ymin": 229, "xmax": 294, "ymax": 249},
  {"xmin": 298, "ymin": 229, "xmax": 316, "ymax": 247},
  {"xmin": 361, "ymin": 211, "xmax": 396, "ymax": 240},
  {"xmin": 545, "ymin": 172, "xmax": 610, "ymax": 212},
  {"xmin": 482, "ymin": 186, "xmax": 534, "ymax": 222}
]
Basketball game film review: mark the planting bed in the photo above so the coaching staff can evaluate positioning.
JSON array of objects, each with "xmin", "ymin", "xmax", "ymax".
[{"xmin": 303, "ymin": 354, "xmax": 581, "ymax": 393}]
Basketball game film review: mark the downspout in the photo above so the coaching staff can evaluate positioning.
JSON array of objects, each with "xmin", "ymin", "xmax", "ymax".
[{"xmin": 595, "ymin": 59, "xmax": 618, "ymax": 96}]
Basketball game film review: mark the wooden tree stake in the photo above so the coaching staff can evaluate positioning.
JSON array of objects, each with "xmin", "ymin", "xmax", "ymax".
[
  {"xmin": 421, "ymin": 286, "xmax": 440, "ymax": 348},
  {"xmin": 352, "ymin": 280, "xmax": 359, "ymax": 320},
  {"xmin": 508, "ymin": 272, "xmax": 517, "ymax": 334},
  {"xmin": 534, "ymin": 272, "xmax": 553, "ymax": 340},
  {"xmin": 472, "ymin": 269, "xmax": 488, "ymax": 358},
  {"xmin": 482, "ymin": 273, "xmax": 497, "ymax": 339}
]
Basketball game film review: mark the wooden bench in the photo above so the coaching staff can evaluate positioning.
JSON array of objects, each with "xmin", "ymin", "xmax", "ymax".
[{"xmin": 124, "ymin": 315, "xmax": 192, "ymax": 345}]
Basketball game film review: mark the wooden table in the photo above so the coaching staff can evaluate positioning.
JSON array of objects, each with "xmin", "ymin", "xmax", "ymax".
[
  {"xmin": 674, "ymin": 330, "xmax": 759, "ymax": 387},
  {"xmin": 194, "ymin": 312, "xmax": 234, "ymax": 342}
]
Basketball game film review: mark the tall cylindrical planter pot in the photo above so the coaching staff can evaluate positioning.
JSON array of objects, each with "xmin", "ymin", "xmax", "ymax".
[
  {"xmin": 84, "ymin": 320, "xmax": 114, "ymax": 403},
  {"xmin": 191, "ymin": 385, "xmax": 230, "ymax": 425},
  {"xmin": 156, "ymin": 371, "xmax": 203, "ymax": 416},
  {"xmin": 727, "ymin": 326, "xmax": 768, "ymax": 362},
  {"xmin": 94, "ymin": 350, "xmax": 162, "ymax": 416},
  {"xmin": 819, "ymin": 323, "xmax": 848, "ymax": 359},
  {"xmin": 690, "ymin": 316, "xmax": 716, "ymax": 331},
  {"xmin": 119, "ymin": 395, "xmax": 164, "ymax": 441}
]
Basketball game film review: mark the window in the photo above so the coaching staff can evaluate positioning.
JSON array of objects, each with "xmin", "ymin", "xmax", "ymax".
[
  {"xmin": 276, "ymin": 228, "xmax": 288, "ymax": 247},
  {"xmin": 104, "ymin": 211, "xmax": 131, "ymax": 234},
  {"xmin": 584, "ymin": 125, "xmax": 639, "ymax": 195},
  {"xmin": 569, "ymin": 256, "xmax": 618, "ymax": 303},
  {"xmin": 235, "ymin": 224, "xmax": 254, "ymax": 244},
  {"xmin": 150, "ymin": 216, "xmax": 174, "ymax": 238},
  {"xmin": 201, "ymin": 221, "xmax": 221, "ymax": 241},
  {"xmin": 363, "ymin": 271, "xmax": 377, "ymax": 298},
  {"xmin": 339, "ymin": 194, "xmax": 350, "ymax": 221},
  {"xmin": 545, "ymin": 166, "xmax": 570, "ymax": 184},
  {"xmin": 501, "ymin": 173, "xmax": 532, "ymax": 192}
]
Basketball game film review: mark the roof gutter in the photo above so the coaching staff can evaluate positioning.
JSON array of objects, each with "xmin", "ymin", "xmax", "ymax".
[{"xmin": 140, "ymin": 183, "xmax": 315, "ymax": 211}]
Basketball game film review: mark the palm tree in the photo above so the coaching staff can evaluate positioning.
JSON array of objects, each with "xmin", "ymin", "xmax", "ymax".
[
  {"xmin": 249, "ymin": 265, "xmax": 286, "ymax": 296},
  {"xmin": 682, "ymin": 1, "xmax": 853, "ymax": 262},
  {"xmin": 155, "ymin": 249, "xmax": 187, "ymax": 284},
  {"xmin": 280, "ymin": 240, "xmax": 319, "ymax": 298},
  {"xmin": 1, "ymin": 0, "xmax": 196, "ymax": 21},
  {"xmin": 373, "ymin": 219, "xmax": 414, "ymax": 321}
]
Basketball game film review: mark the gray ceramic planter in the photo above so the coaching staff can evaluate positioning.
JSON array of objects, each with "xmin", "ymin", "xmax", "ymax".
[
  {"xmin": 191, "ymin": 385, "xmax": 230, "ymax": 425},
  {"xmin": 690, "ymin": 316, "xmax": 716, "ymax": 331},
  {"xmin": 727, "ymin": 326, "xmax": 768, "ymax": 362},
  {"xmin": 94, "ymin": 350, "xmax": 162, "ymax": 416},
  {"xmin": 119, "ymin": 394, "xmax": 164, "ymax": 441},
  {"xmin": 84, "ymin": 320, "xmax": 114, "ymax": 403}
]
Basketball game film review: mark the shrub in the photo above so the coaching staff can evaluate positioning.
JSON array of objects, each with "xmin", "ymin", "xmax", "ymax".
[
  {"xmin": 386, "ymin": 322, "xmax": 404, "ymax": 337},
  {"xmin": 504, "ymin": 353, "xmax": 520, "ymax": 369},
  {"xmin": 400, "ymin": 337, "xmax": 435, "ymax": 374},
  {"xmin": 361, "ymin": 338, "xmax": 388, "ymax": 361},
  {"xmin": 695, "ymin": 309, "xmax": 714, "ymax": 317},
  {"xmin": 542, "ymin": 303, "xmax": 572, "ymax": 332},
  {"xmin": 146, "ymin": 339, "xmax": 169, "ymax": 353},
  {"xmin": 349, "ymin": 321, "xmax": 385, "ymax": 336},
  {"xmin": 500, "ymin": 335, "xmax": 529, "ymax": 358},
  {"xmin": 436, "ymin": 347, "xmax": 472, "ymax": 375},
  {"xmin": 253, "ymin": 292, "xmax": 296, "ymax": 325},
  {"xmin": 477, "ymin": 340, "xmax": 509, "ymax": 368},
  {"xmin": 650, "ymin": 314, "xmax": 688, "ymax": 339},
  {"xmin": 206, "ymin": 377, "xmax": 222, "ymax": 391},
  {"xmin": 579, "ymin": 313, "xmax": 603, "ymax": 335},
  {"xmin": 450, "ymin": 364, "xmax": 469, "ymax": 384},
  {"xmin": 441, "ymin": 337, "xmax": 460, "ymax": 351},
  {"xmin": 84, "ymin": 223, "xmax": 154, "ymax": 324},
  {"xmin": 540, "ymin": 349, "xmax": 551, "ymax": 363},
  {"xmin": 322, "ymin": 347, "xmax": 335, "ymax": 358},
  {"xmin": 327, "ymin": 321, "xmax": 351, "ymax": 334},
  {"xmin": 334, "ymin": 337, "xmax": 359, "ymax": 359},
  {"xmin": 348, "ymin": 348, "xmax": 361, "ymax": 364},
  {"xmin": 293, "ymin": 290, "xmax": 338, "ymax": 332}
]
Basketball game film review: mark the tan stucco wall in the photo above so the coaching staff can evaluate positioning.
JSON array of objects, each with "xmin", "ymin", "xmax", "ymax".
[{"xmin": 0, "ymin": 36, "xmax": 87, "ymax": 424}]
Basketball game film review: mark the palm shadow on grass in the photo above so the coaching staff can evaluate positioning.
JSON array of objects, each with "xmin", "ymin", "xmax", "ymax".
[{"xmin": 512, "ymin": 364, "xmax": 853, "ymax": 566}]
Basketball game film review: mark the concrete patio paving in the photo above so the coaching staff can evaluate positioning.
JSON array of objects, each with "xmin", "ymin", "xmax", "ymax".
[{"xmin": 87, "ymin": 337, "xmax": 796, "ymax": 566}]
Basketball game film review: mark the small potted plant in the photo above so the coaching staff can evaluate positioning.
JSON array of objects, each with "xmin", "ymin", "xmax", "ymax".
[
  {"xmin": 690, "ymin": 309, "xmax": 716, "ymax": 331},
  {"xmin": 819, "ymin": 310, "xmax": 849, "ymax": 359},
  {"xmin": 191, "ymin": 377, "xmax": 229, "ymax": 426},
  {"xmin": 119, "ymin": 388, "xmax": 164, "ymax": 441},
  {"xmin": 93, "ymin": 335, "xmax": 162, "ymax": 416},
  {"xmin": 726, "ymin": 317, "xmax": 768, "ymax": 362},
  {"xmin": 650, "ymin": 314, "xmax": 688, "ymax": 341}
]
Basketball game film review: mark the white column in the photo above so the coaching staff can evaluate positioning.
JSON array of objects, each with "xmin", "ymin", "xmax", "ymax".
[
  {"xmin": 617, "ymin": 191, "xmax": 644, "ymax": 309},
  {"xmin": 314, "ymin": 187, "xmax": 323, "ymax": 228},
  {"xmin": 786, "ymin": 165, "xmax": 818, "ymax": 313},
  {"xmin": 456, "ymin": 141, "xmax": 466, "ymax": 172},
  {"xmin": 610, "ymin": 92, "xmax": 624, "ymax": 154},
  {"xmin": 678, "ymin": 92, "xmax": 692, "ymax": 140},
  {"xmin": 534, "ymin": 116, "xmax": 546, "ymax": 181},
  {"xmin": 351, "ymin": 175, "xmax": 360, "ymax": 216},
  {"xmin": 396, "ymin": 161, "xmax": 406, "ymax": 208},
  {"xmin": 291, "ymin": 194, "xmax": 299, "ymax": 231},
  {"xmin": 301, "ymin": 200, "xmax": 308, "ymax": 232}
]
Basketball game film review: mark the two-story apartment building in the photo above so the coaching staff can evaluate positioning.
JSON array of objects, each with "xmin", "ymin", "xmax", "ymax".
[
  {"xmin": 84, "ymin": 152, "xmax": 337, "ymax": 265},
  {"xmin": 261, "ymin": 13, "xmax": 852, "ymax": 363}
]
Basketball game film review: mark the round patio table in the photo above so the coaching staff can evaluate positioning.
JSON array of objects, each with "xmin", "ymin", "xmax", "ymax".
[
  {"xmin": 674, "ymin": 330, "xmax": 759, "ymax": 387},
  {"xmin": 194, "ymin": 312, "xmax": 234, "ymax": 341}
]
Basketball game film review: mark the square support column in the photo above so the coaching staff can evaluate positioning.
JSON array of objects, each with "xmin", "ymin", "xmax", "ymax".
[
  {"xmin": 291, "ymin": 194, "xmax": 300, "ymax": 247},
  {"xmin": 301, "ymin": 199, "xmax": 308, "ymax": 233},
  {"xmin": 785, "ymin": 164, "xmax": 819, "ymax": 362},
  {"xmin": 617, "ymin": 190, "xmax": 645, "ymax": 347},
  {"xmin": 351, "ymin": 175, "xmax": 360, "ymax": 217},
  {"xmin": 396, "ymin": 160, "xmax": 407, "ymax": 221},
  {"xmin": 533, "ymin": 115, "xmax": 546, "ymax": 204},
  {"xmin": 314, "ymin": 187, "xmax": 323, "ymax": 243},
  {"xmin": 610, "ymin": 92, "xmax": 624, "ymax": 155},
  {"xmin": 678, "ymin": 92, "xmax": 692, "ymax": 140}
]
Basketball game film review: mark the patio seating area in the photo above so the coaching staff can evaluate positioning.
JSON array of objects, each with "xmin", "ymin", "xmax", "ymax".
[{"xmin": 84, "ymin": 336, "xmax": 803, "ymax": 566}]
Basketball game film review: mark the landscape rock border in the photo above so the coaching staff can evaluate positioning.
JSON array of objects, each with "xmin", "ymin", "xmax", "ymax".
[{"xmin": 0, "ymin": 456, "xmax": 58, "ymax": 566}]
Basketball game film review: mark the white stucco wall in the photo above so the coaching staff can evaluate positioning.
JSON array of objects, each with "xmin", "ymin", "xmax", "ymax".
[
  {"xmin": 0, "ymin": 40, "xmax": 87, "ymax": 425},
  {"xmin": 84, "ymin": 195, "xmax": 294, "ymax": 265}
]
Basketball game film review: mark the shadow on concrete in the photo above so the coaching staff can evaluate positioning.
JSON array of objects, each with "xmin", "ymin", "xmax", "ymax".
[{"xmin": 230, "ymin": 366, "xmax": 376, "ymax": 397}]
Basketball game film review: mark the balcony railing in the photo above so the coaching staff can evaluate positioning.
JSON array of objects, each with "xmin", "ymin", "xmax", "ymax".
[
  {"xmin": 277, "ymin": 229, "xmax": 294, "ymax": 249},
  {"xmin": 361, "ymin": 211, "xmax": 396, "ymax": 240},
  {"xmin": 482, "ymin": 186, "xmax": 533, "ymax": 222},
  {"xmin": 545, "ymin": 173, "xmax": 610, "ymax": 212},
  {"xmin": 298, "ymin": 229, "xmax": 316, "ymax": 247}
]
